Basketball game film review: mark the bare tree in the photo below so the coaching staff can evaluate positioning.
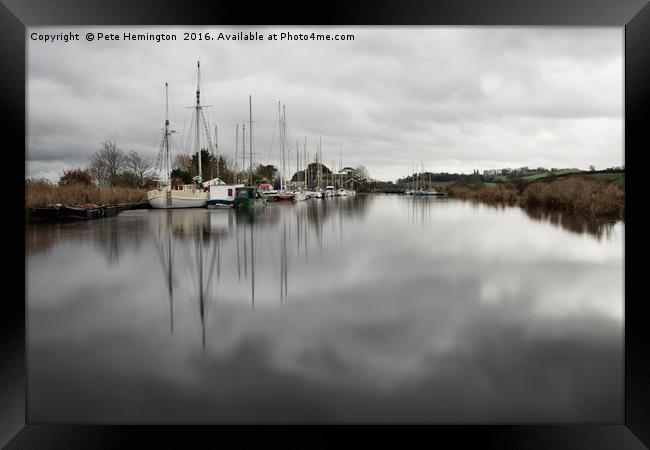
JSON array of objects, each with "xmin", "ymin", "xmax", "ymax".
[
  {"xmin": 89, "ymin": 140, "xmax": 126, "ymax": 186},
  {"xmin": 87, "ymin": 158, "xmax": 108, "ymax": 186},
  {"xmin": 124, "ymin": 150, "xmax": 152, "ymax": 187},
  {"xmin": 355, "ymin": 165, "xmax": 369, "ymax": 181}
]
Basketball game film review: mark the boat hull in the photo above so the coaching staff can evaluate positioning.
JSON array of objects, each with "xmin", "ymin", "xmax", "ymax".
[
  {"xmin": 264, "ymin": 193, "xmax": 280, "ymax": 202},
  {"xmin": 274, "ymin": 191, "xmax": 295, "ymax": 202},
  {"xmin": 148, "ymin": 189, "xmax": 207, "ymax": 209},
  {"xmin": 61, "ymin": 205, "xmax": 105, "ymax": 221},
  {"xmin": 293, "ymin": 191, "xmax": 308, "ymax": 201},
  {"xmin": 207, "ymin": 199, "xmax": 234, "ymax": 208},
  {"xmin": 29, "ymin": 207, "xmax": 61, "ymax": 222}
]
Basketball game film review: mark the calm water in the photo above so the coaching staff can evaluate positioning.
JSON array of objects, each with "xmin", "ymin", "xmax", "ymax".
[{"xmin": 26, "ymin": 195, "xmax": 624, "ymax": 423}]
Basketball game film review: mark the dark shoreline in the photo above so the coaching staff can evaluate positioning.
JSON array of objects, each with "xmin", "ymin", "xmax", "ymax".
[{"xmin": 26, "ymin": 202, "xmax": 151, "ymax": 223}]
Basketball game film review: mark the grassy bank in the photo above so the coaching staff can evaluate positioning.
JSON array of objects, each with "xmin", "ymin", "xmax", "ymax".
[
  {"xmin": 26, "ymin": 178, "xmax": 148, "ymax": 208},
  {"xmin": 580, "ymin": 172, "xmax": 625, "ymax": 188},
  {"xmin": 449, "ymin": 176, "xmax": 624, "ymax": 219}
]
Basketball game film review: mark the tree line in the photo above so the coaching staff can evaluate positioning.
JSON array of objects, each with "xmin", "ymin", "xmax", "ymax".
[
  {"xmin": 58, "ymin": 140, "xmax": 155, "ymax": 188},
  {"xmin": 55, "ymin": 139, "xmax": 370, "ymax": 190}
]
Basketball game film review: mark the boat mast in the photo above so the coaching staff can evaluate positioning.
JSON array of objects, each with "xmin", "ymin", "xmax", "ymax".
[
  {"xmin": 412, "ymin": 162, "xmax": 415, "ymax": 191},
  {"xmin": 283, "ymin": 105, "xmax": 287, "ymax": 191},
  {"xmin": 241, "ymin": 124, "xmax": 246, "ymax": 183},
  {"xmin": 249, "ymin": 95, "xmax": 253, "ymax": 186},
  {"xmin": 164, "ymin": 82, "xmax": 171, "ymax": 192},
  {"xmin": 304, "ymin": 136, "xmax": 307, "ymax": 189},
  {"xmin": 195, "ymin": 60, "xmax": 202, "ymax": 185},
  {"xmin": 318, "ymin": 137, "xmax": 322, "ymax": 190},
  {"xmin": 278, "ymin": 101, "xmax": 283, "ymax": 191},
  {"xmin": 214, "ymin": 125, "xmax": 219, "ymax": 181},
  {"xmin": 234, "ymin": 124, "xmax": 239, "ymax": 183}
]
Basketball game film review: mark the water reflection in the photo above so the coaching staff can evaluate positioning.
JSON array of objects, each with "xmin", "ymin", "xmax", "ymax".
[
  {"xmin": 27, "ymin": 196, "xmax": 623, "ymax": 423},
  {"xmin": 153, "ymin": 211, "xmax": 175, "ymax": 333},
  {"xmin": 143, "ymin": 198, "xmax": 371, "ymax": 343},
  {"xmin": 403, "ymin": 196, "xmax": 620, "ymax": 240},
  {"xmin": 523, "ymin": 207, "xmax": 619, "ymax": 240},
  {"xmin": 26, "ymin": 223, "xmax": 59, "ymax": 254}
]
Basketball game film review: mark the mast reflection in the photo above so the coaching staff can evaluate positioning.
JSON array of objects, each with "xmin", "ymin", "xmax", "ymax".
[
  {"xmin": 149, "ymin": 197, "xmax": 369, "ymax": 344},
  {"xmin": 153, "ymin": 210, "xmax": 176, "ymax": 333}
]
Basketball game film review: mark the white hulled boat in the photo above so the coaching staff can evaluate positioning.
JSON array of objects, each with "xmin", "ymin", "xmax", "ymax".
[{"xmin": 148, "ymin": 62, "xmax": 211, "ymax": 209}]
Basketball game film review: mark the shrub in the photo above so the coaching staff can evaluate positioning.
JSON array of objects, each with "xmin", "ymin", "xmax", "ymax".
[{"xmin": 58, "ymin": 168, "xmax": 93, "ymax": 186}]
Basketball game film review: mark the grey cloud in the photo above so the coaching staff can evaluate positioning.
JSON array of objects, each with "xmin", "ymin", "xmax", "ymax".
[{"xmin": 27, "ymin": 27, "xmax": 622, "ymax": 182}]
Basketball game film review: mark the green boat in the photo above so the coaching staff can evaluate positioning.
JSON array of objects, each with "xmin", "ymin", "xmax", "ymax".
[{"xmin": 233, "ymin": 186, "xmax": 267, "ymax": 209}]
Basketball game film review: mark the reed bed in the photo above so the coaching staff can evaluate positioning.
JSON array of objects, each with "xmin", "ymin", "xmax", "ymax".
[
  {"xmin": 26, "ymin": 178, "xmax": 148, "ymax": 208},
  {"xmin": 521, "ymin": 177, "xmax": 624, "ymax": 219},
  {"xmin": 450, "ymin": 176, "xmax": 624, "ymax": 219},
  {"xmin": 449, "ymin": 185, "xmax": 519, "ymax": 205}
]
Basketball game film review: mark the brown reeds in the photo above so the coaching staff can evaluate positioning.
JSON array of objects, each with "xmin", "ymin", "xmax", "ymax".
[
  {"xmin": 449, "ymin": 176, "xmax": 624, "ymax": 219},
  {"xmin": 449, "ymin": 184, "xmax": 519, "ymax": 205},
  {"xmin": 25, "ymin": 178, "xmax": 148, "ymax": 208},
  {"xmin": 522, "ymin": 177, "xmax": 624, "ymax": 219}
]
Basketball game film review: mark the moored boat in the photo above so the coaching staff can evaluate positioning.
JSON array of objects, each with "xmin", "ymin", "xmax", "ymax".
[
  {"xmin": 29, "ymin": 205, "xmax": 62, "ymax": 222},
  {"xmin": 148, "ymin": 184, "xmax": 207, "ymax": 209},
  {"xmin": 292, "ymin": 190, "xmax": 308, "ymax": 201},
  {"xmin": 207, "ymin": 182, "xmax": 245, "ymax": 208},
  {"xmin": 148, "ymin": 62, "xmax": 211, "ymax": 209},
  {"xmin": 61, "ymin": 203, "xmax": 105, "ymax": 221},
  {"xmin": 259, "ymin": 182, "xmax": 280, "ymax": 202},
  {"xmin": 276, "ymin": 191, "xmax": 296, "ymax": 202},
  {"xmin": 233, "ymin": 186, "xmax": 267, "ymax": 209}
]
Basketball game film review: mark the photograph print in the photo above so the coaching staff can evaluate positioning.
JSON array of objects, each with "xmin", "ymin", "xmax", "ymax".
[{"xmin": 26, "ymin": 26, "xmax": 624, "ymax": 423}]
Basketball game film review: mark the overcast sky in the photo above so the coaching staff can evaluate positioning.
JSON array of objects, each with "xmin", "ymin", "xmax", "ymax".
[{"xmin": 27, "ymin": 26, "xmax": 623, "ymax": 182}]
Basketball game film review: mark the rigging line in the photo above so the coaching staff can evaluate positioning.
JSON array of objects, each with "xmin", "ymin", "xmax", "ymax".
[
  {"xmin": 151, "ymin": 93, "xmax": 166, "ymax": 172},
  {"xmin": 180, "ymin": 93, "xmax": 193, "ymax": 155}
]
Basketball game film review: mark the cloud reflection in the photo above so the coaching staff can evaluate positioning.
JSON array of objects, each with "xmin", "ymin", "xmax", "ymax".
[{"xmin": 27, "ymin": 196, "xmax": 623, "ymax": 423}]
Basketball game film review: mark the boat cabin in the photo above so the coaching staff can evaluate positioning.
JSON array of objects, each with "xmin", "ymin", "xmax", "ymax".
[
  {"xmin": 208, "ymin": 183, "xmax": 245, "ymax": 207},
  {"xmin": 236, "ymin": 187, "xmax": 265, "ymax": 199}
]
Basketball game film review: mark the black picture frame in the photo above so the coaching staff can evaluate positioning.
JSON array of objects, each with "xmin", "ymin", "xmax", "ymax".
[{"xmin": 3, "ymin": 0, "xmax": 649, "ymax": 447}]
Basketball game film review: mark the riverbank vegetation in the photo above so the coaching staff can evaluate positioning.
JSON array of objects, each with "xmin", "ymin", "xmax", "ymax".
[
  {"xmin": 449, "ymin": 175, "xmax": 624, "ymax": 219},
  {"xmin": 26, "ymin": 178, "xmax": 147, "ymax": 208},
  {"xmin": 448, "ymin": 184, "xmax": 519, "ymax": 205},
  {"xmin": 27, "ymin": 139, "xmax": 370, "ymax": 208}
]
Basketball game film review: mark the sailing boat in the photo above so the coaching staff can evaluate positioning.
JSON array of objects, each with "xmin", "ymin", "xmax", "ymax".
[
  {"xmin": 206, "ymin": 125, "xmax": 245, "ymax": 208},
  {"xmin": 289, "ymin": 138, "xmax": 308, "ymax": 201},
  {"xmin": 275, "ymin": 103, "xmax": 295, "ymax": 203},
  {"xmin": 233, "ymin": 95, "xmax": 266, "ymax": 210},
  {"xmin": 148, "ymin": 62, "xmax": 209, "ymax": 208}
]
